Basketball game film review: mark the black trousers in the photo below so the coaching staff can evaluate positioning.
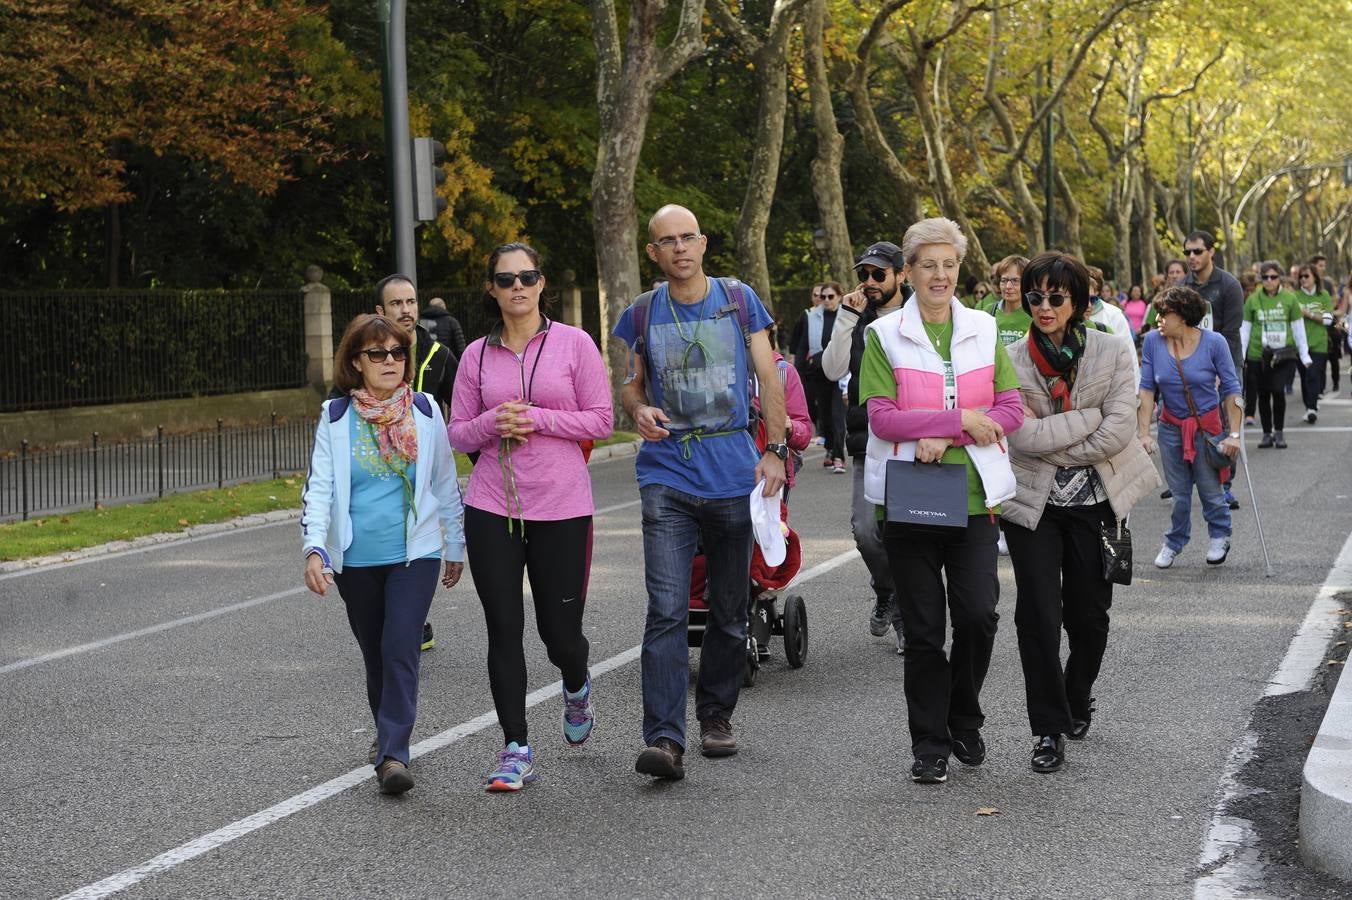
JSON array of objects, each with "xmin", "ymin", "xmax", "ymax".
[
  {"xmin": 804, "ymin": 369, "xmax": 846, "ymax": 460},
  {"xmin": 1300, "ymin": 352, "xmax": 1328, "ymax": 411},
  {"xmin": 464, "ymin": 507, "xmax": 593, "ymax": 746},
  {"xmin": 1244, "ymin": 359, "xmax": 1295, "ymax": 432},
  {"xmin": 1003, "ymin": 503, "xmax": 1114, "ymax": 735},
  {"xmin": 883, "ymin": 516, "xmax": 1000, "ymax": 759}
]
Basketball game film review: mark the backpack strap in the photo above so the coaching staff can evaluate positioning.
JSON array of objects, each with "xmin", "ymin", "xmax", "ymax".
[
  {"xmin": 327, "ymin": 397, "xmax": 350, "ymax": 423},
  {"xmin": 630, "ymin": 289, "xmax": 657, "ymax": 358},
  {"xmin": 717, "ymin": 277, "xmax": 754, "ymax": 347},
  {"xmin": 412, "ymin": 392, "xmax": 432, "ymax": 417}
]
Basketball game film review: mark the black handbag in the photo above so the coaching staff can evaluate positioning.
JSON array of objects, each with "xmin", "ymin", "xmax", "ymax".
[
  {"xmin": 884, "ymin": 458, "xmax": 968, "ymax": 528},
  {"xmin": 1089, "ymin": 470, "xmax": 1132, "ymax": 585}
]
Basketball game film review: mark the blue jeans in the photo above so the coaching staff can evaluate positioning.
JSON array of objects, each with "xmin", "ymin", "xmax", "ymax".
[
  {"xmin": 639, "ymin": 484, "xmax": 753, "ymax": 748},
  {"xmin": 1157, "ymin": 421, "xmax": 1231, "ymax": 552}
]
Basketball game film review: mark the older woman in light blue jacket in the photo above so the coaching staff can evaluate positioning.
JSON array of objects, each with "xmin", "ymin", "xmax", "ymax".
[{"xmin": 302, "ymin": 313, "xmax": 465, "ymax": 795}]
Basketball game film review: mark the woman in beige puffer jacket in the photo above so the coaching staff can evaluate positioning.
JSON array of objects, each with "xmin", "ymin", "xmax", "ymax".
[{"xmin": 1002, "ymin": 252, "xmax": 1159, "ymax": 776}]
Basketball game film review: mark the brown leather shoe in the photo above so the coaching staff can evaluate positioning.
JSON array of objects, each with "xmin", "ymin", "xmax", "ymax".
[
  {"xmin": 699, "ymin": 715, "xmax": 738, "ymax": 758},
  {"xmin": 376, "ymin": 758, "xmax": 414, "ymax": 794},
  {"xmin": 635, "ymin": 737, "xmax": 685, "ymax": 779}
]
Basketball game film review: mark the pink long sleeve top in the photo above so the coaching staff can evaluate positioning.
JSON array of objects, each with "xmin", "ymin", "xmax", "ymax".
[
  {"xmin": 449, "ymin": 318, "xmax": 613, "ymax": 520},
  {"xmin": 866, "ymin": 390, "xmax": 1024, "ymax": 446}
]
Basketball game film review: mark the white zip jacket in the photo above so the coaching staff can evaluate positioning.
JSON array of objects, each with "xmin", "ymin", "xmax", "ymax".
[{"xmin": 301, "ymin": 392, "xmax": 465, "ymax": 572}]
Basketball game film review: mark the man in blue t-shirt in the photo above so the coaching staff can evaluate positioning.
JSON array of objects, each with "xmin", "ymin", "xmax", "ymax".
[{"xmin": 613, "ymin": 203, "xmax": 786, "ymax": 781}]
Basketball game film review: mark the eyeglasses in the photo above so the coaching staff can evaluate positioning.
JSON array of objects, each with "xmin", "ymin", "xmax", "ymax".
[
  {"xmin": 1301, "ymin": 273, "xmax": 1315, "ymax": 279},
  {"xmin": 1261, "ymin": 274, "xmax": 1281, "ymax": 281},
  {"xmin": 998, "ymin": 277, "xmax": 1021, "ymax": 286},
  {"xmin": 856, "ymin": 267, "xmax": 890, "ymax": 283},
  {"xmin": 652, "ymin": 233, "xmax": 701, "ymax": 251},
  {"xmin": 1025, "ymin": 290, "xmax": 1073, "ymax": 308},
  {"xmin": 820, "ymin": 293, "xmax": 836, "ymax": 300},
  {"xmin": 358, "ymin": 347, "xmax": 409, "ymax": 363},
  {"xmin": 492, "ymin": 269, "xmax": 542, "ymax": 289},
  {"xmin": 1183, "ymin": 248, "xmax": 1207, "ymax": 257}
]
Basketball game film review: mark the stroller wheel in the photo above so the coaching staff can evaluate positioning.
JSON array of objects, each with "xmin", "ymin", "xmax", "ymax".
[
  {"xmin": 744, "ymin": 640, "xmax": 760, "ymax": 688},
  {"xmin": 783, "ymin": 595, "xmax": 808, "ymax": 669}
]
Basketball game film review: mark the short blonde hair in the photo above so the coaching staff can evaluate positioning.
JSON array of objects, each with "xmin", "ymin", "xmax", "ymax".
[{"xmin": 901, "ymin": 217, "xmax": 968, "ymax": 266}]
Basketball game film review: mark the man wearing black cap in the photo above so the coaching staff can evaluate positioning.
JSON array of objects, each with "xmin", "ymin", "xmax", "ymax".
[{"xmin": 822, "ymin": 241, "xmax": 911, "ymax": 650}]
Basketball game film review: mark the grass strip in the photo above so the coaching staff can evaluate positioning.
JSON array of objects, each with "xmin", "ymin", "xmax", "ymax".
[{"xmin": 2, "ymin": 433, "xmax": 640, "ymax": 561}]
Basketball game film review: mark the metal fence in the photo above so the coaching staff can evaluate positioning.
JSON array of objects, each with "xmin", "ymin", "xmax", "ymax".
[
  {"xmin": 0, "ymin": 290, "xmax": 307, "ymax": 413},
  {"xmin": 0, "ymin": 416, "xmax": 313, "ymax": 521}
]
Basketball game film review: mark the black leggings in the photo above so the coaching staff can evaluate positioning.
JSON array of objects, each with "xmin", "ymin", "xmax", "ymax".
[
  {"xmin": 1244, "ymin": 359, "xmax": 1295, "ymax": 433},
  {"xmin": 464, "ymin": 506, "xmax": 592, "ymax": 746}
]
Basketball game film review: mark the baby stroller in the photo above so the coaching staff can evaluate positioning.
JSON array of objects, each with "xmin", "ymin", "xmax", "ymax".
[{"xmin": 687, "ymin": 498, "xmax": 808, "ymax": 687}]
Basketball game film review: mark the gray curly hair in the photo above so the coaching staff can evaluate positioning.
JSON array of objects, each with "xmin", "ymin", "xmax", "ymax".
[{"xmin": 900, "ymin": 217, "xmax": 968, "ymax": 266}]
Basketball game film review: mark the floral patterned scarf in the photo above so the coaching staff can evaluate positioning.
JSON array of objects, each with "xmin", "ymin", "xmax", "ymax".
[{"xmin": 350, "ymin": 383, "xmax": 418, "ymax": 465}]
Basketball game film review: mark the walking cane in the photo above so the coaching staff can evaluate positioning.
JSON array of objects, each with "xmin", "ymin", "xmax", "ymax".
[{"xmin": 1232, "ymin": 396, "xmax": 1275, "ymax": 578}]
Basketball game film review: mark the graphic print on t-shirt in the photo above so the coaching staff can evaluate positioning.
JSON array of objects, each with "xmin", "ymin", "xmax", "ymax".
[{"xmin": 648, "ymin": 317, "xmax": 742, "ymax": 432}]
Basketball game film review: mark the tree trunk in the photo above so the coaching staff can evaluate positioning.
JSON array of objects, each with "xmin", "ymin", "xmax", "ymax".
[
  {"xmin": 731, "ymin": 0, "xmax": 807, "ymax": 309},
  {"xmin": 105, "ymin": 202, "xmax": 122, "ymax": 289},
  {"xmin": 1136, "ymin": 169, "xmax": 1158, "ymax": 285},
  {"xmin": 804, "ymin": 0, "xmax": 853, "ymax": 285},
  {"xmin": 1054, "ymin": 166, "xmax": 1083, "ymax": 258},
  {"xmin": 1111, "ymin": 168, "xmax": 1134, "ymax": 290},
  {"xmin": 590, "ymin": 1, "xmax": 706, "ymax": 410},
  {"xmin": 905, "ymin": 64, "xmax": 989, "ymax": 276}
]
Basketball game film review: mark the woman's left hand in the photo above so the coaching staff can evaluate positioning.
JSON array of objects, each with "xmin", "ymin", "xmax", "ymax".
[
  {"xmin": 1220, "ymin": 436, "xmax": 1241, "ymax": 459},
  {"xmin": 915, "ymin": 437, "xmax": 952, "ymax": 463},
  {"xmin": 442, "ymin": 561, "xmax": 464, "ymax": 589}
]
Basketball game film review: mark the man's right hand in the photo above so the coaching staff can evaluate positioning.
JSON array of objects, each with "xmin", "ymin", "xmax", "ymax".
[
  {"xmin": 842, "ymin": 286, "xmax": 868, "ymax": 314},
  {"xmin": 633, "ymin": 405, "xmax": 672, "ymax": 441}
]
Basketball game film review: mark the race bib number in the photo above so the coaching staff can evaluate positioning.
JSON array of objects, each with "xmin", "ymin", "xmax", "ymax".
[{"xmin": 1260, "ymin": 307, "xmax": 1287, "ymax": 348}]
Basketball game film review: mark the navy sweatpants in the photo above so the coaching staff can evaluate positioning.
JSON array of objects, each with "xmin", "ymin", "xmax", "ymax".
[{"xmin": 333, "ymin": 558, "xmax": 439, "ymax": 766}]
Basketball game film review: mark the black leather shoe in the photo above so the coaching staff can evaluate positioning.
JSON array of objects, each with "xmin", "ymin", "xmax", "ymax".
[
  {"xmin": 951, "ymin": 730, "xmax": 986, "ymax": 766},
  {"xmin": 635, "ymin": 737, "xmax": 685, "ymax": 780},
  {"xmin": 910, "ymin": 755, "xmax": 948, "ymax": 784},
  {"xmin": 1031, "ymin": 735, "xmax": 1064, "ymax": 774},
  {"xmin": 1258, "ymin": 433, "xmax": 1274, "ymax": 448},
  {"xmin": 1067, "ymin": 700, "xmax": 1095, "ymax": 741}
]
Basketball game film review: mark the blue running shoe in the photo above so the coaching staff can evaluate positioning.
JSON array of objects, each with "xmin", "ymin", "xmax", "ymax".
[
  {"xmin": 562, "ymin": 675, "xmax": 594, "ymax": 746},
  {"xmin": 485, "ymin": 742, "xmax": 536, "ymax": 792}
]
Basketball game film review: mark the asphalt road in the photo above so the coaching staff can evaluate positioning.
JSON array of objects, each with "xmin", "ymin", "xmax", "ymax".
[{"xmin": 4, "ymin": 399, "xmax": 1352, "ymax": 899}]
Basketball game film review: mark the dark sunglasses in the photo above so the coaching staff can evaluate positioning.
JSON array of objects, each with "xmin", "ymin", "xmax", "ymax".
[
  {"xmin": 1261, "ymin": 274, "xmax": 1281, "ymax": 281},
  {"xmin": 1183, "ymin": 248, "xmax": 1207, "ymax": 256},
  {"xmin": 359, "ymin": 347, "xmax": 408, "ymax": 363},
  {"xmin": 1025, "ymin": 290, "xmax": 1073, "ymax": 308},
  {"xmin": 856, "ymin": 267, "xmax": 890, "ymax": 283},
  {"xmin": 820, "ymin": 292, "xmax": 837, "ymax": 299},
  {"xmin": 492, "ymin": 269, "xmax": 542, "ymax": 289}
]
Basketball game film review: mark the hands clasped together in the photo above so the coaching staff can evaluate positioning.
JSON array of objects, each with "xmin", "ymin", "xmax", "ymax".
[{"xmin": 493, "ymin": 400, "xmax": 536, "ymax": 444}]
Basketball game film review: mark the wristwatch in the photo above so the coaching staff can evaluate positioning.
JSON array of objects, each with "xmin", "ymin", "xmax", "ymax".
[
  {"xmin": 1228, "ymin": 432, "xmax": 1240, "ymax": 439},
  {"xmin": 764, "ymin": 442, "xmax": 789, "ymax": 461}
]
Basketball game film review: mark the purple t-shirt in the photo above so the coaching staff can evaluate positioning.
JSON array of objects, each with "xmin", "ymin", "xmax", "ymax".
[{"xmin": 1139, "ymin": 329, "xmax": 1241, "ymax": 417}]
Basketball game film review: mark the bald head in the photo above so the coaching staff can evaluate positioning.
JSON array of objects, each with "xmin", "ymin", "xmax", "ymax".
[{"xmin": 648, "ymin": 204, "xmax": 700, "ymax": 241}]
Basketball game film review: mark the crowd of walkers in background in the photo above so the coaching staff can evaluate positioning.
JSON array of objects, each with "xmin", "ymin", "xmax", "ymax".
[{"xmin": 300, "ymin": 206, "xmax": 1344, "ymax": 794}]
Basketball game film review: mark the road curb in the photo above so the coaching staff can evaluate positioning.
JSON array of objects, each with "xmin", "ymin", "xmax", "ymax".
[
  {"xmin": 0, "ymin": 440, "xmax": 642, "ymax": 574},
  {"xmin": 1301, "ymin": 662, "xmax": 1352, "ymax": 881}
]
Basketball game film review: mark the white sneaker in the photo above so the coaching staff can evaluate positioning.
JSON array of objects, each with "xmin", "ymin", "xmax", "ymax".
[
  {"xmin": 997, "ymin": 532, "xmax": 1009, "ymax": 555},
  {"xmin": 1305, "ymin": 409, "xmax": 1317, "ymax": 424},
  {"xmin": 1154, "ymin": 545, "xmax": 1178, "ymax": 569},
  {"xmin": 1206, "ymin": 538, "xmax": 1231, "ymax": 565}
]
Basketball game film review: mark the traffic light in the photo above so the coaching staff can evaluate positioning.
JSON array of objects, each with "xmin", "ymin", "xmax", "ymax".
[{"xmin": 411, "ymin": 137, "xmax": 448, "ymax": 222}]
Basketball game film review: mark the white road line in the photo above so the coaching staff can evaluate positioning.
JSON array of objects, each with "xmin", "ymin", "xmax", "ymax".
[
  {"xmin": 59, "ymin": 547, "xmax": 861, "ymax": 899},
  {"xmin": 0, "ymin": 587, "xmax": 306, "ymax": 676},
  {"xmin": 1193, "ymin": 527, "xmax": 1352, "ymax": 897}
]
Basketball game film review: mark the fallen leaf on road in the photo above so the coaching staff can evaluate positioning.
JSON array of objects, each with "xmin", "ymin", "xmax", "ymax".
[
  {"xmin": 178, "ymin": 518, "xmax": 189, "ymax": 526},
  {"xmin": 976, "ymin": 807, "xmax": 1000, "ymax": 817},
  {"xmin": 1329, "ymin": 660, "xmax": 1344, "ymax": 666},
  {"xmin": 284, "ymin": 479, "xmax": 296, "ymax": 486},
  {"xmin": 1337, "ymin": 641, "xmax": 1347, "ymax": 647}
]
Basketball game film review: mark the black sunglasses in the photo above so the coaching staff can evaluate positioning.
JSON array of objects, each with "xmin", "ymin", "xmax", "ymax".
[
  {"xmin": 1025, "ymin": 290, "xmax": 1073, "ymax": 308},
  {"xmin": 359, "ymin": 347, "xmax": 409, "ymax": 363},
  {"xmin": 1261, "ymin": 274, "xmax": 1281, "ymax": 281},
  {"xmin": 856, "ymin": 267, "xmax": 890, "ymax": 283},
  {"xmin": 1183, "ymin": 248, "xmax": 1207, "ymax": 256},
  {"xmin": 492, "ymin": 269, "xmax": 542, "ymax": 289}
]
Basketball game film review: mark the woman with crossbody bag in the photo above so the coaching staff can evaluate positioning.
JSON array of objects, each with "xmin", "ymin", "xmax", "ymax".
[
  {"xmin": 1240, "ymin": 261, "xmax": 1312, "ymax": 448},
  {"xmin": 1136, "ymin": 286, "xmax": 1243, "ymax": 570},
  {"xmin": 1003, "ymin": 253, "xmax": 1158, "ymax": 774}
]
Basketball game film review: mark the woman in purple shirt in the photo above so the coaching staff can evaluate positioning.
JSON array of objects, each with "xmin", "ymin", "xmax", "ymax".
[
  {"xmin": 1136, "ymin": 286, "xmax": 1243, "ymax": 569},
  {"xmin": 449, "ymin": 243, "xmax": 613, "ymax": 792}
]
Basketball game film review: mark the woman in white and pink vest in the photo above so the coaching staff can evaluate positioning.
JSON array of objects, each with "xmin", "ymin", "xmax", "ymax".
[{"xmin": 857, "ymin": 217, "xmax": 1024, "ymax": 786}]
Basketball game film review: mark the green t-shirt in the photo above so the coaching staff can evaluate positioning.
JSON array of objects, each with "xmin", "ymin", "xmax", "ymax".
[
  {"xmin": 983, "ymin": 300, "xmax": 1033, "ymax": 347},
  {"xmin": 1298, "ymin": 290, "xmax": 1332, "ymax": 354},
  {"xmin": 1243, "ymin": 289, "xmax": 1303, "ymax": 361},
  {"xmin": 859, "ymin": 323, "xmax": 1020, "ymax": 515}
]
